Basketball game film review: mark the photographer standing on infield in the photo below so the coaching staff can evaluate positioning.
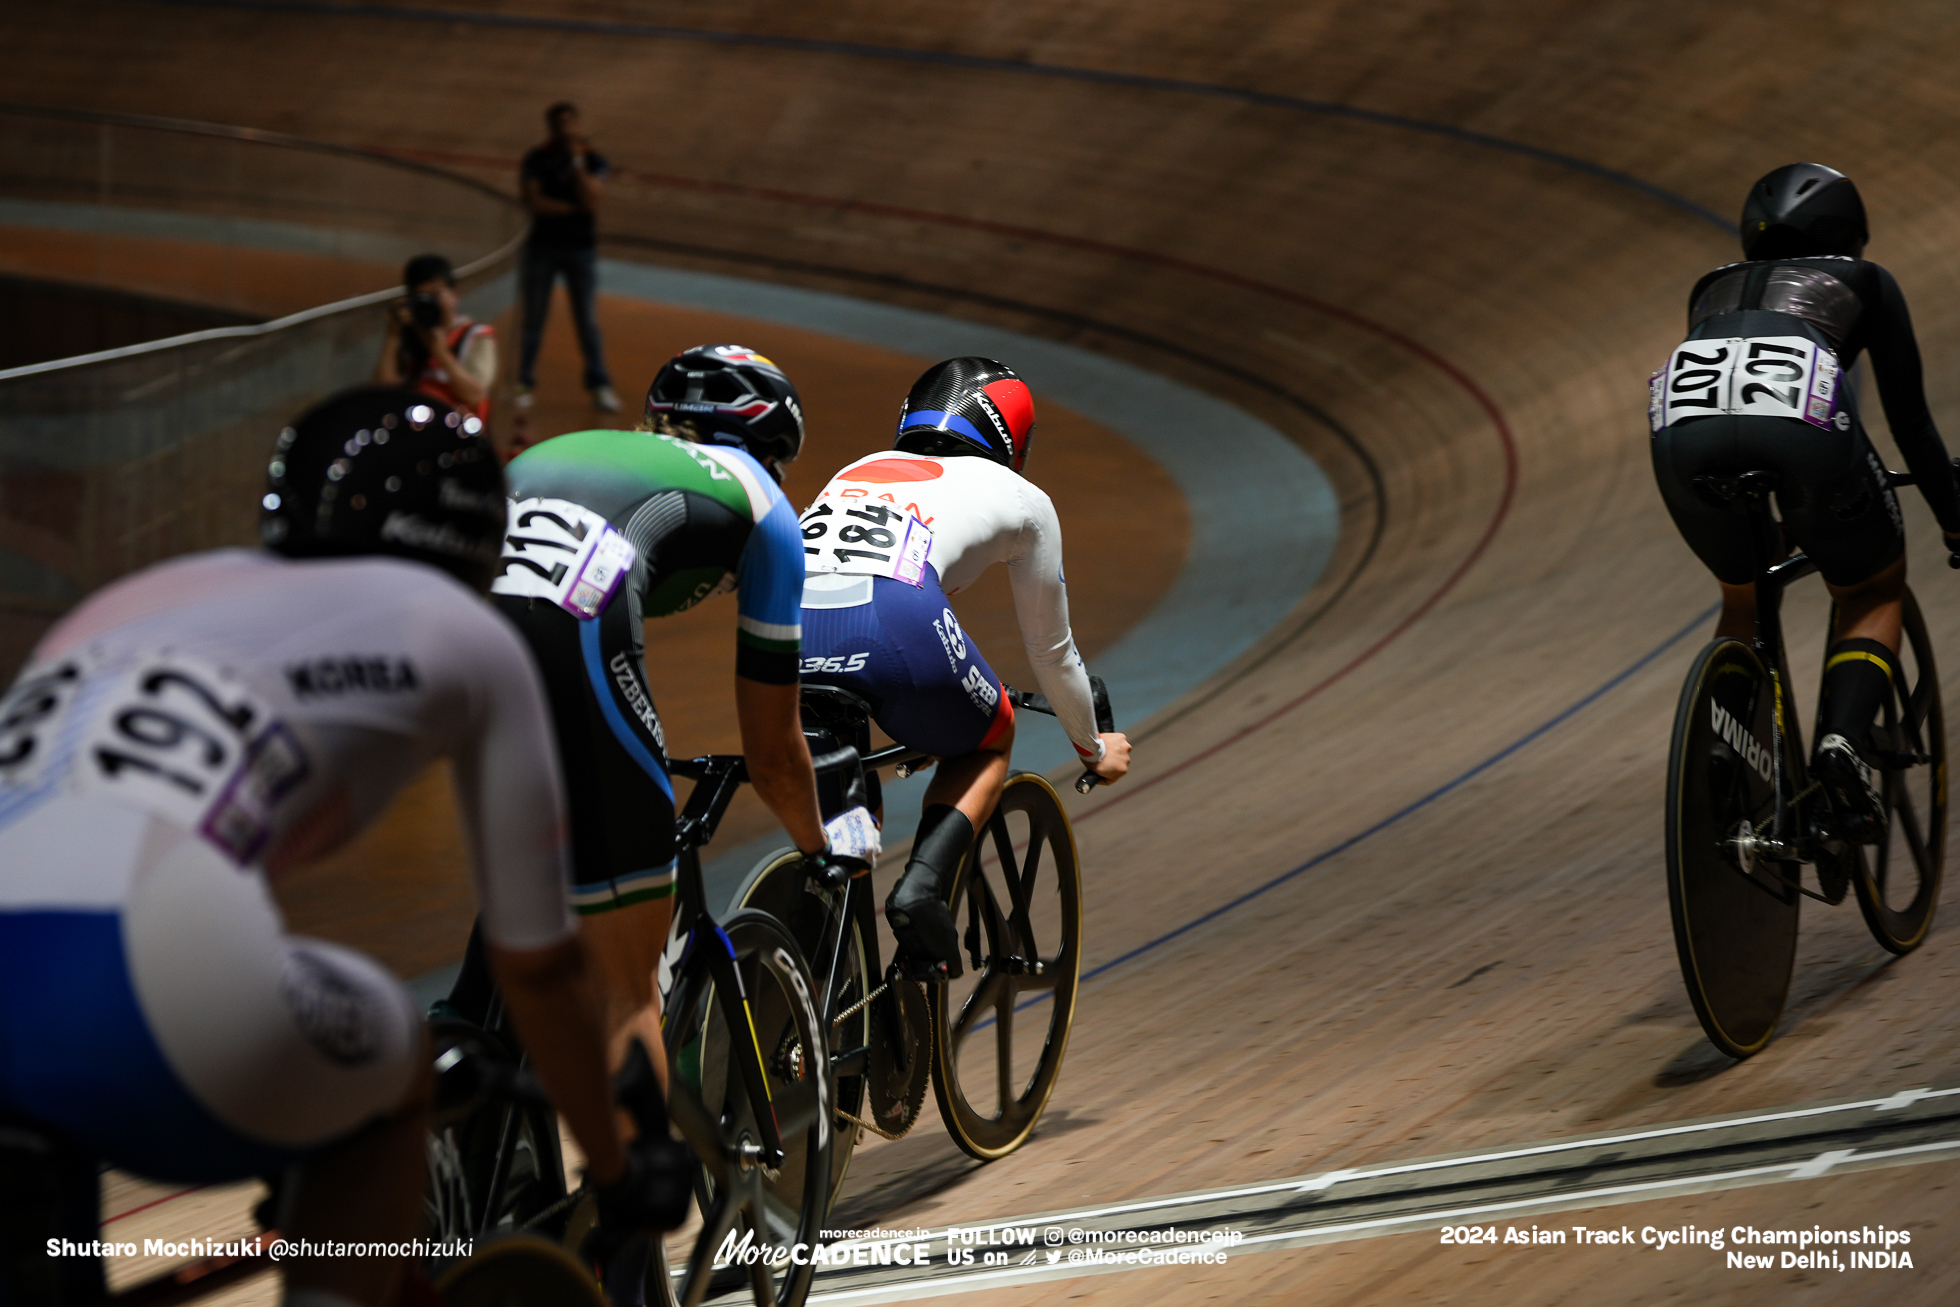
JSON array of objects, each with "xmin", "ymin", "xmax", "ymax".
[
  {"xmin": 516, "ymin": 101, "xmax": 619, "ymax": 415},
  {"xmin": 375, "ymin": 252, "xmax": 497, "ymax": 421}
]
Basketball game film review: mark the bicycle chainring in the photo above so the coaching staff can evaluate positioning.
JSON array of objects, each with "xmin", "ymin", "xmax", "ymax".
[{"xmin": 865, "ymin": 979, "xmax": 930, "ymax": 1139}]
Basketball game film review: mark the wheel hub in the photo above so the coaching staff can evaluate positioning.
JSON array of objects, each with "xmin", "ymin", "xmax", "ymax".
[{"xmin": 1724, "ymin": 818, "xmax": 1763, "ymax": 875}]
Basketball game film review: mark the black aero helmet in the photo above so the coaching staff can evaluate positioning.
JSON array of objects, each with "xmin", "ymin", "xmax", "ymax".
[
  {"xmin": 893, "ymin": 357, "xmax": 1036, "ymax": 472},
  {"xmin": 644, "ymin": 344, "xmax": 805, "ymax": 471},
  {"xmin": 261, "ymin": 385, "xmax": 505, "ymax": 591},
  {"xmin": 1741, "ymin": 163, "xmax": 1868, "ymax": 261}
]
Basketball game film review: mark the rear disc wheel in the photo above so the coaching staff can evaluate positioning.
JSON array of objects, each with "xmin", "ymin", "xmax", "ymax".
[{"xmin": 1665, "ymin": 638, "xmax": 1800, "ymax": 1059}]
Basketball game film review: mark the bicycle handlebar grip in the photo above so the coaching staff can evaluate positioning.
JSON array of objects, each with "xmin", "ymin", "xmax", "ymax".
[
  {"xmin": 1089, "ymin": 675, "xmax": 1114, "ymax": 734},
  {"xmin": 1948, "ymin": 550, "xmax": 1960, "ymax": 570},
  {"xmin": 1075, "ymin": 772, "xmax": 1100, "ymax": 794}
]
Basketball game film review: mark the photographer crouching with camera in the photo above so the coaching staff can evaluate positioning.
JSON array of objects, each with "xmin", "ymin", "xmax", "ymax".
[{"xmin": 375, "ymin": 253, "xmax": 497, "ymax": 421}]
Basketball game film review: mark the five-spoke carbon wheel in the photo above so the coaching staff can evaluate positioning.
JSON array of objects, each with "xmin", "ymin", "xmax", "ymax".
[
  {"xmin": 1665, "ymin": 638, "xmax": 1800, "ymax": 1059},
  {"xmin": 1852, "ymin": 588, "xmax": 1947, "ymax": 953},
  {"xmin": 931, "ymin": 771, "xmax": 1083, "ymax": 1160},
  {"xmin": 653, "ymin": 910, "xmax": 831, "ymax": 1307}
]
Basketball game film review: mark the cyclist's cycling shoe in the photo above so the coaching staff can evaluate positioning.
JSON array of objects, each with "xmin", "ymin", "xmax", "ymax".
[
  {"xmin": 1815, "ymin": 733, "xmax": 1885, "ymax": 844},
  {"xmin": 887, "ymin": 893, "xmax": 963, "ymax": 980}
]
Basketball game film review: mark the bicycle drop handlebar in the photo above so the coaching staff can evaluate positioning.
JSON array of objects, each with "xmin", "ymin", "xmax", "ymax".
[
  {"xmin": 1884, "ymin": 457, "xmax": 1960, "ymax": 569},
  {"xmin": 1005, "ymin": 674, "xmax": 1116, "ymax": 794}
]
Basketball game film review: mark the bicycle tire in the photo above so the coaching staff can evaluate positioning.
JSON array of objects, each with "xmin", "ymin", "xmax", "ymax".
[
  {"xmin": 1665, "ymin": 638, "xmax": 1801, "ymax": 1059},
  {"xmin": 652, "ymin": 910, "xmax": 831, "ymax": 1307},
  {"xmin": 930, "ymin": 771, "xmax": 1083, "ymax": 1160},
  {"xmin": 734, "ymin": 848, "xmax": 869, "ymax": 1208},
  {"xmin": 437, "ymin": 1234, "xmax": 607, "ymax": 1307},
  {"xmin": 1853, "ymin": 587, "xmax": 1947, "ymax": 952}
]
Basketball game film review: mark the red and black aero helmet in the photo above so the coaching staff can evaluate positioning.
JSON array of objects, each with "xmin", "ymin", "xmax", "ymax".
[
  {"xmin": 893, "ymin": 357, "xmax": 1036, "ymax": 472},
  {"xmin": 644, "ymin": 344, "xmax": 805, "ymax": 470},
  {"xmin": 260, "ymin": 385, "xmax": 505, "ymax": 591},
  {"xmin": 1741, "ymin": 163, "xmax": 1868, "ymax": 261}
]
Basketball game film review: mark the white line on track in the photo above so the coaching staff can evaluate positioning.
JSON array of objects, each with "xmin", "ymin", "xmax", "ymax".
[{"xmin": 799, "ymin": 1086, "xmax": 1960, "ymax": 1304}]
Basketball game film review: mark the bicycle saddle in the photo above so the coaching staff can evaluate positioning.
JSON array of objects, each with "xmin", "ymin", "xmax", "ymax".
[
  {"xmin": 800, "ymin": 683, "xmax": 875, "ymax": 716},
  {"xmin": 1691, "ymin": 469, "xmax": 1782, "ymax": 504}
]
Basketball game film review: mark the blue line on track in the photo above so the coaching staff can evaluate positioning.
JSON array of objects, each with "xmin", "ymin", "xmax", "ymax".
[
  {"xmin": 160, "ymin": 0, "xmax": 1729, "ymax": 231},
  {"xmin": 1063, "ymin": 602, "xmax": 1721, "ymax": 991}
]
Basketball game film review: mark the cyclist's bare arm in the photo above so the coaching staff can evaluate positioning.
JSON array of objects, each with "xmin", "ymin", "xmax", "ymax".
[{"xmin": 736, "ymin": 674, "xmax": 827, "ymax": 853}]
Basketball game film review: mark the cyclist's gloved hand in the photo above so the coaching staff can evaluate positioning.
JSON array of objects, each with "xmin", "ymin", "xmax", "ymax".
[
  {"xmin": 823, "ymin": 805, "xmax": 882, "ymax": 873},
  {"xmin": 585, "ymin": 1041, "xmax": 698, "ymax": 1269}
]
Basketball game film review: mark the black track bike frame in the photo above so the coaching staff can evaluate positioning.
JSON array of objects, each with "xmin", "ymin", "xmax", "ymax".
[
  {"xmin": 665, "ymin": 753, "xmax": 797, "ymax": 1168},
  {"xmin": 1727, "ymin": 473, "xmax": 1820, "ymax": 862}
]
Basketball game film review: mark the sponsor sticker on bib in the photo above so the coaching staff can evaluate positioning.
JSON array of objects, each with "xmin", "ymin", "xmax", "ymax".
[
  {"xmin": 1650, "ymin": 335, "xmax": 1843, "ymax": 433},
  {"xmin": 492, "ymin": 497, "xmax": 638, "ymax": 619},
  {"xmin": 0, "ymin": 648, "xmax": 310, "ymax": 864},
  {"xmin": 798, "ymin": 501, "xmax": 932, "ymax": 586}
]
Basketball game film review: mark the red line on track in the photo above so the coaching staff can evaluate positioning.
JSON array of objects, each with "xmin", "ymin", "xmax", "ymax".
[
  {"xmin": 104, "ymin": 1185, "xmax": 205, "ymax": 1224},
  {"xmin": 376, "ymin": 143, "xmax": 1520, "ymax": 816}
]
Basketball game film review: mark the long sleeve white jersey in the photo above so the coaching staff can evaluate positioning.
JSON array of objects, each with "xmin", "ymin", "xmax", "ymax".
[
  {"xmin": 804, "ymin": 452, "xmax": 1104, "ymax": 760},
  {"xmin": 0, "ymin": 549, "xmax": 575, "ymax": 951}
]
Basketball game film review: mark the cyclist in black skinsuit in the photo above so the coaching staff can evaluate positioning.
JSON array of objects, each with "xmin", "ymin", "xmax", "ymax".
[{"xmin": 1651, "ymin": 162, "xmax": 1960, "ymax": 839}]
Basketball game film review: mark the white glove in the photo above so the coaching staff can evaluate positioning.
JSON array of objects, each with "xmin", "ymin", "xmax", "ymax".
[{"xmin": 823, "ymin": 806, "xmax": 882, "ymax": 871}]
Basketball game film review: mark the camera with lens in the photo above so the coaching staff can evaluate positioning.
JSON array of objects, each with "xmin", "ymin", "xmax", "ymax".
[{"xmin": 405, "ymin": 291, "xmax": 444, "ymax": 332}]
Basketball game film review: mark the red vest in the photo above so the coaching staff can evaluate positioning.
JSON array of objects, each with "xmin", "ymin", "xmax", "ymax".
[{"xmin": 412, "ymin": 319, "xmax": 494, "ymax": 422}]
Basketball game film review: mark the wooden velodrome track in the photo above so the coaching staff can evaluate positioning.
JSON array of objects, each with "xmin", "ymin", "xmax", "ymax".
[{"xmin": 11, "ymin": 2, "xmax": 1960, "ymax": 1303}]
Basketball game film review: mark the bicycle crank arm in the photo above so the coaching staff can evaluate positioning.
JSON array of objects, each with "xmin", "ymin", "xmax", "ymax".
[{"xmin": 831, "ymin": 1044, "xmax": 870, "ymax": 1077}]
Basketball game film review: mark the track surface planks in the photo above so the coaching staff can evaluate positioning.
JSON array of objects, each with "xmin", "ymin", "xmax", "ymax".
[{"xmin": 10, "ymin": 3, "xmax": 1960, "ymax": 1302}]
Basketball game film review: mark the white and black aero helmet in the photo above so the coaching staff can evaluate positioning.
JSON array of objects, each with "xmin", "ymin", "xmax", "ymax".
[
  {"xmin": 1741, "ymin": 163, "xmax": 1868, "ymax": 261},
  {"xmin": 644, "ymin": 344, "xmax": 805, "ymax": 470},
  {"xmin": 261, "ymin": 385, "xmax": 505, "ymax": 590}
]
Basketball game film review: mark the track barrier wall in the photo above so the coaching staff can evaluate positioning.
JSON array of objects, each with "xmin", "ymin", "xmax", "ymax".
[{"xmin": 0, "ymin": 105, "xmax": 525, "ymax": 677}]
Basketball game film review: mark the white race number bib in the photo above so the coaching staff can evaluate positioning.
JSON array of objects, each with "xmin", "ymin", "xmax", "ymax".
[
  {"xmin": 798, "ymin": 501, "xmax": 932, "ymax": 586},
  {"xmin": 492, "ymin": 497, "xmax": 638, "ymax": 619},
  {"xmin": 1650, "ymin": 335, "xmax": 1844, "ymax": 433},
  {"xmin": 0, "ymin": 649, "xmax": 310, "ymax": 864}
]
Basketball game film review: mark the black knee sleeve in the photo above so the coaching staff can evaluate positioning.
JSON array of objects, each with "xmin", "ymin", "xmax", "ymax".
[
  {"xmin": 903, "ymin": 804, "xmax": 974, "ymax": 891},
  {"xmin": 1820, "ymin": 637, "xmax": 1898, "ymax": 752}
]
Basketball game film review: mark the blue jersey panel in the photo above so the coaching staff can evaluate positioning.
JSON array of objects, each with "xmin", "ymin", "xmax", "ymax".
[{"xmin": 738, "ymin": 489, "xmax": 809, "ymax": 636}]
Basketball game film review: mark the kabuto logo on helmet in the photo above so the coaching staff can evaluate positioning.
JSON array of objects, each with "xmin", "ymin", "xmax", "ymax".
[
  {"xmin": 894, "ymin": 357, "xmax": 1037, "ymax": 472},
  {"xmin": 644, "ymin": 344, "xmax": 806, "ymax": 473}
]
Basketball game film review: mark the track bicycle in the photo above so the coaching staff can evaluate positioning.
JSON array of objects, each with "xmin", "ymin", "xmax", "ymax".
[
  {"xmin": 423, "ymin": 745, "xmax": 843, "ymax": 1307},
  {"xmin": 1665, "ymin": 466, "xmax": 1947, "ymax": 1059},
  {"xmin": 732, "ymin": 678, "xmax": 1108, "ymax": 1199}
]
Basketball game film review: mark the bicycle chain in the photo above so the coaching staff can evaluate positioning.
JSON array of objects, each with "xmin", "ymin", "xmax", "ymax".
[
  {"xmin": 831, "ymin": 981, "xmax": 887, "ymax": 1028},
  {"xmin": 835, "ymin": 1105, "xmax": 913, "ymax": 1142}
]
